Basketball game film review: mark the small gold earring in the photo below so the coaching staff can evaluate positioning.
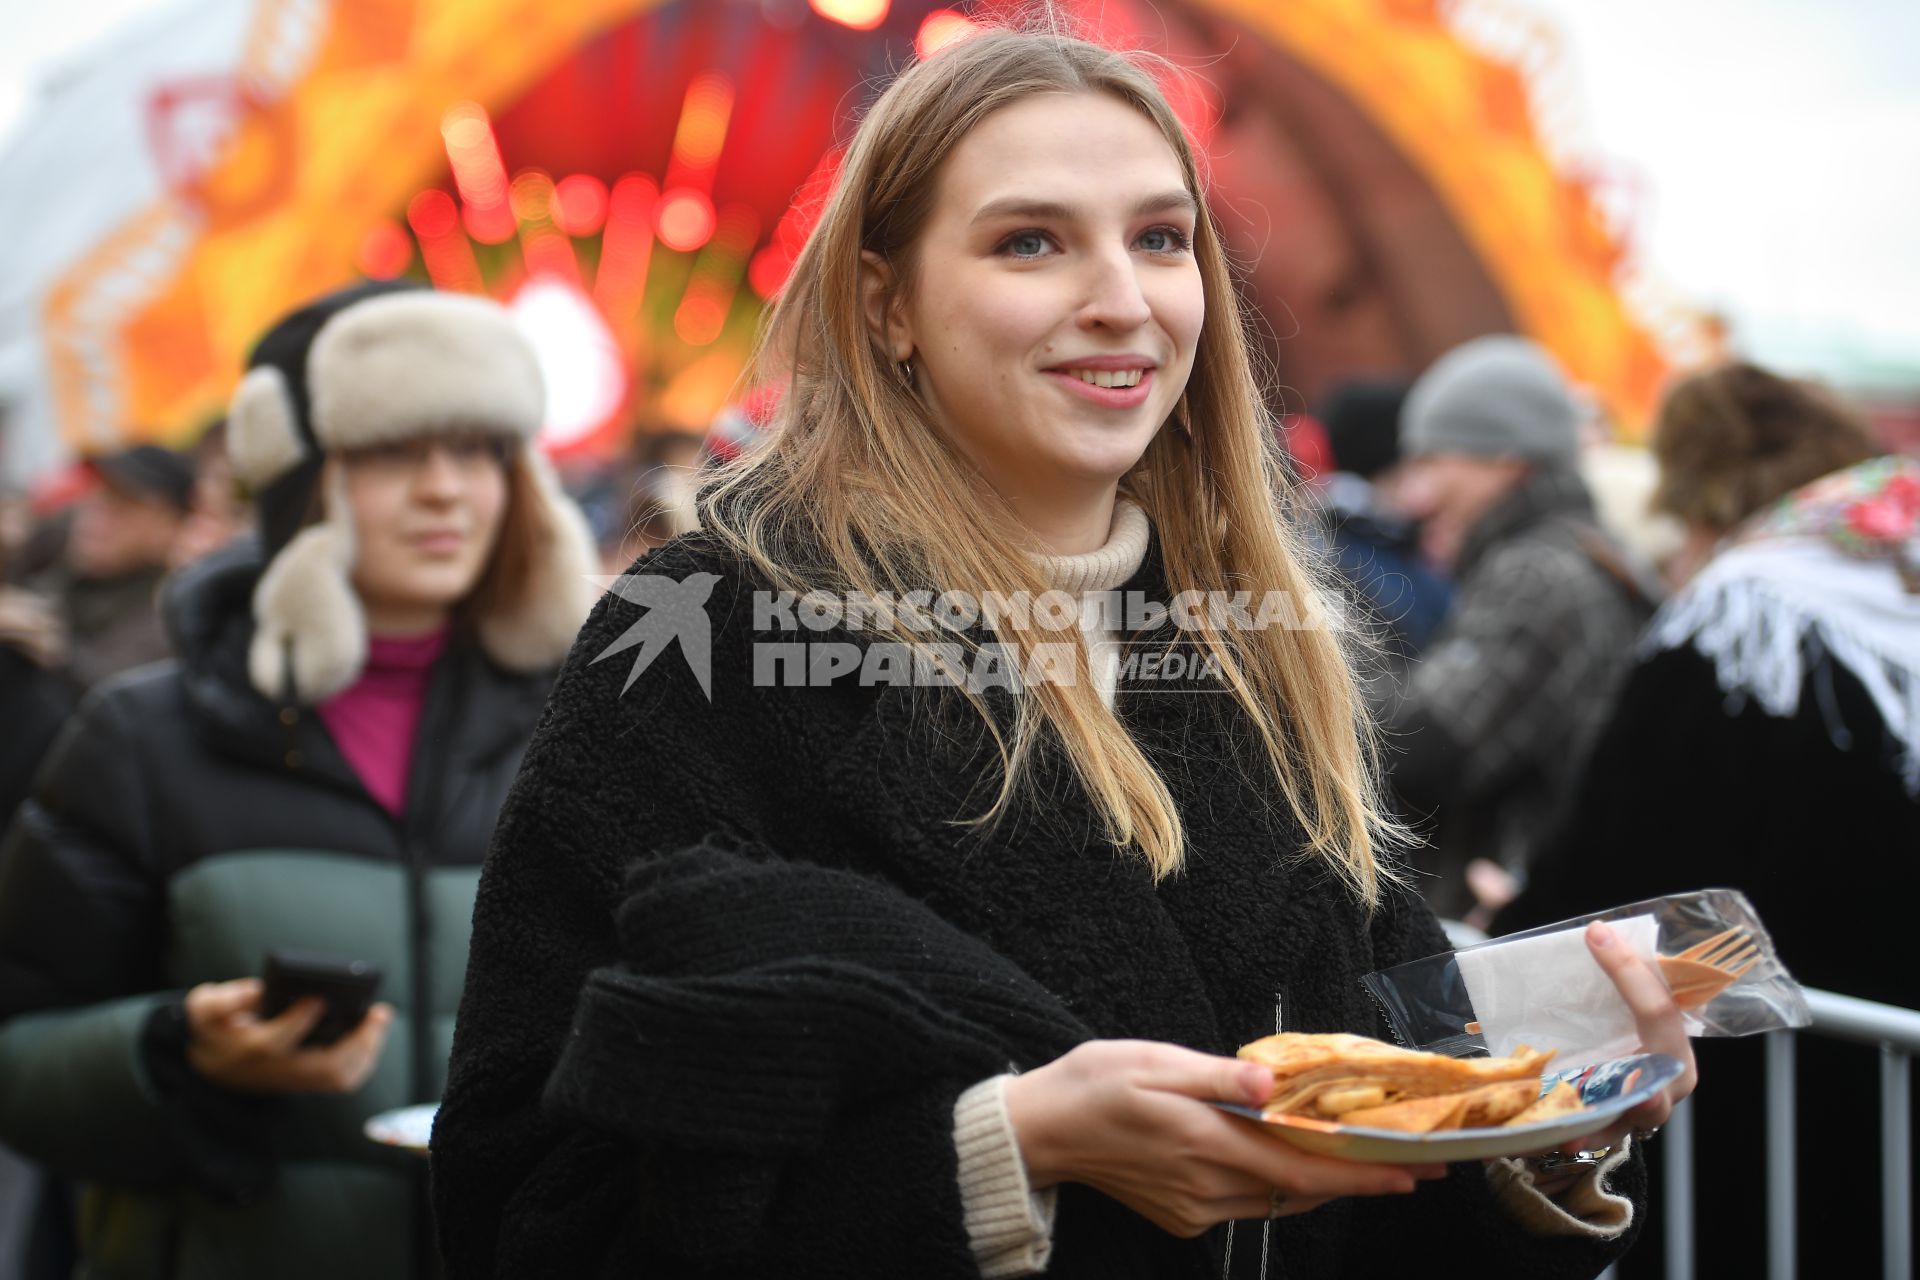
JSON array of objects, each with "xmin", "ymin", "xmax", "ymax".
[{"xmin": 898, "ymin": 358, "xmax": 916, "ymax": 391}]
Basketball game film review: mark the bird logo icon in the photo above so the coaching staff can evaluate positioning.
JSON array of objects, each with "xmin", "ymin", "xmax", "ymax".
[{"xmin": 588, "ymin": 572, "xmax": 722, "ymax": 699}]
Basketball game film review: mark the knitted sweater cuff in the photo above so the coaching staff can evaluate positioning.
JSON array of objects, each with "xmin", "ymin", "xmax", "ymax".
[
  {"xmin": 953, "ymin": 1074, "xmax": 1057, "ymax": 1278},
  {"xmin": 1485, "ymin": 1135, "xmax": 1636, "ymax": 1239}
]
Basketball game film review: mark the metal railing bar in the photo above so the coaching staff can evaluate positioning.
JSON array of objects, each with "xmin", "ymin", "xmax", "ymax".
[
  {"xmin": 1804, "ymin": 989, "xmax": 1920, "ymax": 1052},
  {"xmin": 1766, "ymin": 1030, "xmax": 1797, "ymax": 1280},
  {"xmin": 1663, "ymin": 1095, "xmax": 1695, "ymax": 1280},
  {"xmin": 1641, "ymin": 989, "xmax": 1918, "ymax": 1280},
  {"xmin": 1882, "ymin": 1045, "xmax": 1911, "ymax": 1280}
]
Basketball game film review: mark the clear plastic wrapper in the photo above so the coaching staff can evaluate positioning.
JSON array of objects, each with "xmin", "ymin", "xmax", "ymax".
[{"xmin": 1363, "ymin": 888, "xmax": 1811, "ymax": 1070}]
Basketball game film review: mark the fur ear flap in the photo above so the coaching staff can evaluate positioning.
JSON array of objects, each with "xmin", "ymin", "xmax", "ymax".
[
  {"xmin": 476, "ymin": 446, "xmax": 599, "ymax": 672},
  {"xmin": 248, "ymin": 469, "xmax": 367, "ymax": 703},
  {"xmin": 228, "ymin": 366, "xmax": 309, "ymax": 491}
]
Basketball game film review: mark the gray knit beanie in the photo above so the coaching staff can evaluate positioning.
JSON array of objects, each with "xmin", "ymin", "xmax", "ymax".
[{"xmin": 1402, "ymin": 335, "xmax": 1580, "ymax": 467}]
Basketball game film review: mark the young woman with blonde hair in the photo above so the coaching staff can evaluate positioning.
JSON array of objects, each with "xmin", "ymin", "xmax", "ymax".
[{"xmin": 435, "ymin": 29, "xmax": 1691, "ymax": 1279}]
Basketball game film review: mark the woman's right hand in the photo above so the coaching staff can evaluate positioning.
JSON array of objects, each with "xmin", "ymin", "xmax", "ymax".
[
  {"xmin": 184, "ymin": 978, "xmax": 394, "ymax": 1095},
  {"xmin": 1003, "ymin": 1040, "xmax": 1447, "ymax": 1238}
]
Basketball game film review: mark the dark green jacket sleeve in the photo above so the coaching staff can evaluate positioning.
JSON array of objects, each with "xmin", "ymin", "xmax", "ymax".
[
  {"xmin": 0, "ymin": 687, "xmax": 277, "ymax": 1194},
  {"xmin": 0, "ymin": 994, "xmax": 180, "ymax": 1181}
]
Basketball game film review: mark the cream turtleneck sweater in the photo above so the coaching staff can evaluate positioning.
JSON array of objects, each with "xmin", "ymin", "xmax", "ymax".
[
  {"xmin": 1028, "ymin": 498, "xmax": 1151, "ymax": 711},
  {"xmin": 951, "ymin": 497, "xmax": 1151, "ymax": 1280}
]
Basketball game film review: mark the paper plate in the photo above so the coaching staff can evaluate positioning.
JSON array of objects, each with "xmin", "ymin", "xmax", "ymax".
[
  {"xmin": 364, "ymin": 1103, "xmax": 438, "ymax": 1155},
  {"xmin": 1218, "ymin": 1053, "xmax": 1684, "ymax": 1163}
]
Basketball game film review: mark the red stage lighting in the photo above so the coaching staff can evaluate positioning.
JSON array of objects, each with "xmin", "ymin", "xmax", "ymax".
[
  {"xmin": 747, "ymin": 245, "xmax": 792, "ymax": 300},
  {"xmin": 915, "ymin": 10, "xmax": 982, "ymax": 59},
  {"xmin": 657, "ymin": 189, "xmax": 717, "ymax": 253},
  {"xmin": 554, "ymin": 174, "xmax": 610, "ymax": 237},
  {"xmin": 596, "ymin": 173, "xmax": 659, "ymax": 309},
  {"xmin": 357, "ymin": 220, "xmax": 414, "ymax": 279},
  {"xmin": 509, "ymin": 169, "xmax": 557, "ymax": 223},
  {"xmin": 673, "ymin": 205, "xmax": 758, "ymax": 345},
  {"xmin": 441, "ymin": 102, "xmax": 509, "ymax": 207},
  {"xmin": 522, "ymin": 227, "xmax": 582, "ymax": 284},
  {"xmin": 442, "ymin": 102, "xmax": 517, "ymax": 244},
  {"xmin": 407, "ymin": 189, "xmax": 459, "ymax": 240},
  {"xmin": 810, "ymin": 0, "xmax": 889, "ymax": 31},
  {"xmin": 672, "ymin": 71, "xmax": 737, "ymax": 189},
  {"xmin": 673, "ymin": 294, "xmax": 730, "ymax": 347},
  {"xmin": 461, "ymin": 202, "xmax": 519, "ymax": 245},
  {"xmin": 407, "ymin": 189, "xmax": 484, "ymax": 292}
]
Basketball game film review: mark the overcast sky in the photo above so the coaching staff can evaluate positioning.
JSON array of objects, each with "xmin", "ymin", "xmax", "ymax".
[
  {"xmin": 3, "ymin": 0, "xmax": 1915, "ymax": 385},
  {"xmin": 1526, "ymin": 0, "xmax": 1920, "ymax": 383}
]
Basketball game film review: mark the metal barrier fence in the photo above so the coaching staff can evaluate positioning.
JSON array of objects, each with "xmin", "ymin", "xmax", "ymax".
[{"xmin": 1657, "ymin": 987, "xmax": 1920, "ymax": 1280}]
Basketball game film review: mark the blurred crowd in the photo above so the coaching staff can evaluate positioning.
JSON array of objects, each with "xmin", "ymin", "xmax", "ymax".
[
  {"xmin": 0, "ymin": 280, "xmax": 1915, "ymax": 1279},
  {"xmin": 1297, "ymin": 343, "xmax": 1918, "ymax": 1280}
]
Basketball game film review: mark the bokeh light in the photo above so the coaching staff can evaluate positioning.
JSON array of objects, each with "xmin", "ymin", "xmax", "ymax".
[
  {"xmin": 356, "ymin": 220, "xmax": 414, "ymax": 279},
  {"xmin": 673, "ymin": 294, "xmax": 729, "ymax": 347},
  {"xmin": 811, "ymin": 0, "xmax": 889, "ymax": 31},
  {"xmin": 747, "ymin": 245, "xmax": 791, "ymax": 300},
  {"xmin": 670, "ymin": 74, "xmax": 735, "ymax": 178},
  {"xmin": 440, "ymin": 102, "xmax": 509, "ymax": 208},
  {"xmin": 915, "ymin": 10, "xmax": 983, "ymax": 59},
  {"xmin": 508, "ymin": 277, "xmax": 628, "ymax": 450},
  {"xmin": 553, "ymin": 174, "xmax": 610, "ymax": 237},
  {"xmin": 656, "ymin": 189, "xmax": 717, "ymax": 253},
  {"xmin": 406, "ymin": 189, "xmax": 483, "ymax": 292},
  {"xmin": 406, "ymin": 189, "xmax": 458, "ymax": 240},
  {"xmin": 461, "ymin": 202, "xmax": 518, "ymax": 245},
  {"xmin": 595, "ymin": 173, "xmax": 659, "ymax": 309},
  {"xmin": 509, "ymin": 170, "xmax": 557, "ymax": 223}
]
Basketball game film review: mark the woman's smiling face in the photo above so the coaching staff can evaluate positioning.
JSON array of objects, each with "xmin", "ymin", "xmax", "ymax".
[{"xmin": 873, "ymin": 91, "xmax": 1205, "ymax": 509}]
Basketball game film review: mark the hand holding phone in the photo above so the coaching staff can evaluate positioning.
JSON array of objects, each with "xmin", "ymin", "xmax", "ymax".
[
  {"xmin": 259, "ymin": 949, "xmax": 383, "ymax": 1048},
  {"xmin": 183, "ymin": 966, "xmax": 393, "ymax": 1095}
]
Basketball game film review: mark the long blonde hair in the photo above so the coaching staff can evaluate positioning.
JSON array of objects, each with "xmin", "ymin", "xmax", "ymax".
[{"xmin": 701, "ymin": 29, "xmax": 1403, "ymax": 904}]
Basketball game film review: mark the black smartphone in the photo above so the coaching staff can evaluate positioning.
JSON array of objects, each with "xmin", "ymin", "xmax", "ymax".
[{"xmin": 259, "ymin": 949, "xmax": 383, "ymax": 1048}]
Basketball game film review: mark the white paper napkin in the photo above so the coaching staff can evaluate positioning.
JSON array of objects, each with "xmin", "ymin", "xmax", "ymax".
[{"xmin": 1456, "ymin": 915, "xmax": 1660, "ymax": 1072}]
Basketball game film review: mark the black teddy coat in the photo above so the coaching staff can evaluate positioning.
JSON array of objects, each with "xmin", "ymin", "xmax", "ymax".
[{"xmin": 431, "ymin": 530, "xmax": 1646, "ymax": 1279}]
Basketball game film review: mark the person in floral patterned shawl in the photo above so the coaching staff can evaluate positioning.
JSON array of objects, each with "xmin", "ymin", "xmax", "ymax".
[{"xmin": 1497, "ymin": 361, "xmax": 1919, "ymax": 1280}]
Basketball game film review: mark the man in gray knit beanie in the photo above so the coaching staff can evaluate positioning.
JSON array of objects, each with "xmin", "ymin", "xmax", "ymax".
[
  {"xmin": 1399, "ymin": 335, "xmax": 1582, "ymax": 566},
  {"xmin": 1387, "ymin": 335, "xmax": 1651, "ymax": 921},
  {"xmin": 1404, "ymin": 336, "xmax": 1581, "ymax": 462}
]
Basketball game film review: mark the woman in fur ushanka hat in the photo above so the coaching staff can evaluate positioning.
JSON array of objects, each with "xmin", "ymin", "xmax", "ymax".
[
  {"xmin": 0, "ymin": 280, "xmax": 597, "ymax": 1279},
  {"xmin": 230, "ymin": 278, "xmax": 597, "ymax": 703}
]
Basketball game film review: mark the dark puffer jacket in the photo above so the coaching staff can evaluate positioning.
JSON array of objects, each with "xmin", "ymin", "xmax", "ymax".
[
  {"xmin": 0, "ymin": 539, "xmax": 554, "ymax": 1280},
  {"xmin": 433, "ymin": 529, "xmax": 1646, "ymax": 1280}
]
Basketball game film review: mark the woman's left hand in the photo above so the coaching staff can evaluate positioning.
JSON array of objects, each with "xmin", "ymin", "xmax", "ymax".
[{"xmin": 1559, "ymin": 919, "xmax": 1699, "ymax": 1154}]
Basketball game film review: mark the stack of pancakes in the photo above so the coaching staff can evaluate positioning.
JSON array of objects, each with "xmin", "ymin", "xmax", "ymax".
[{"xmin": 1236, "ymin": 1033, "xmax": 1585, "ymax": 1133}]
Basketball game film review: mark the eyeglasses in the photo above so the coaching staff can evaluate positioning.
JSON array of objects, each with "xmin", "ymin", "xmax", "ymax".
[{"xmin": 340, "ymin": 433, "xmax": 513, "ymax": 478}]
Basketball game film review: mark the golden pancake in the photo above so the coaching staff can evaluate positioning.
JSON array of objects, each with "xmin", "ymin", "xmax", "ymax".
[
  {"xmin": 1339, "ymin": 1092, "xmax": 1470, "ymax": 1133},
  {"xmin": 1454, "ymin": 1079, "xmax": 1540, "ymax": 1128},
  {"xmin": 1503, "ymin": 1080, "xmax": 1585, "ymax": 1127},
  {"xmin": 1236, "ymin": 1031, "xmax": 1582, "ymax": 1133}
]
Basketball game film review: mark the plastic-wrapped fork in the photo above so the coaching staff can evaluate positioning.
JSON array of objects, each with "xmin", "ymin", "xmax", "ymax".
[
  {"xmin": 1658, "ymin": 927, "xmax": 1762, "ymax": 1009},
  {"xmin": 1459, "ymin": 925, "xmax": 1769, "ymax": 1037}
]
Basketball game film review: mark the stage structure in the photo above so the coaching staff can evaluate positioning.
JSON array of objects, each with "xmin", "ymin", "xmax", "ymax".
[{"xmin": 0, "ymin": 0, "xmax": 1692, "ymax": 476}]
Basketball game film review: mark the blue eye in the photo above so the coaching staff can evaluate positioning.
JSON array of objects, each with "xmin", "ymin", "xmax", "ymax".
[
  {"xmin": 1138, "ymin": 226, "xmax": 1192, "ymax": 254},
  {"xmin": 1002, "ymin": 231, "xmax": 1053, "ymax": 259}
]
